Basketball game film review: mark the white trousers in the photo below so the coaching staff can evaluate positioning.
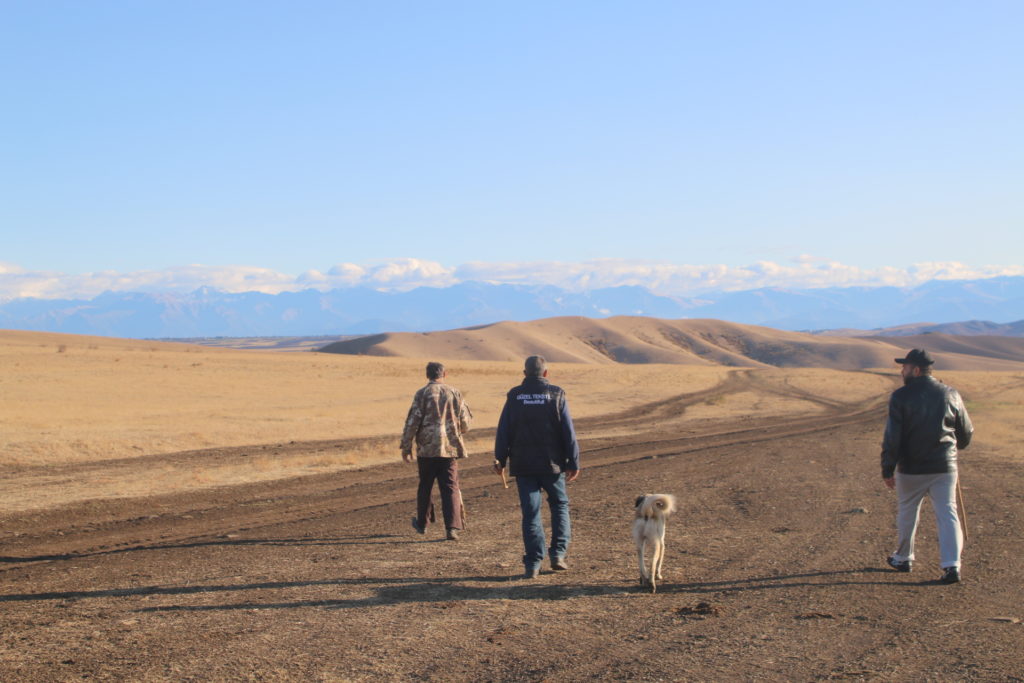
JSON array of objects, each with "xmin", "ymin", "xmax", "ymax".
[{"xmin": 893, "ymin": 470, "xmax": 962, "ymax": 568}]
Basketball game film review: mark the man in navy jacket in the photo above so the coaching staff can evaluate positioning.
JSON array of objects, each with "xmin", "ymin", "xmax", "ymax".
[{"xmin": 494, "ymin": 355, "xmax": 580, "ymax": 579}]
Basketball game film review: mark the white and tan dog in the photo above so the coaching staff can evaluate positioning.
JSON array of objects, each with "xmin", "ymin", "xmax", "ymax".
[{"xmin": 633, "ymin": 494, "xmax": 677, "ymax": 593}]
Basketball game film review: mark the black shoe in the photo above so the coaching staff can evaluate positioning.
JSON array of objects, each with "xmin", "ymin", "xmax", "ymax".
[
  {"xmin": 940, "ymin": 566, "xmax": 961, "ymax": 584},
  {"xmin": 522, "ymin": 567, "xmax": 540, "ymax": 579},
  {"xmin": 550, "ymin": 557, "xmax": 569, "ymax": 571},
  {"xmin": 887, "ymin": 556, "xmax": 911, "ymax": 573},
  {"xmin": 411, "ymin": 516, "xmax": 425, "ymax": 535},
  {"xmin": 446, "ymin": 528, "xmax": 460, "ymax": 541}
]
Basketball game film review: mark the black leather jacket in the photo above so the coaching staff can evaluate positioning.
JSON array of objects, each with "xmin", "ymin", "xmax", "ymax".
[{"xmin": 881, "ymin": 375, "xmax": 973, "ymax": 478}]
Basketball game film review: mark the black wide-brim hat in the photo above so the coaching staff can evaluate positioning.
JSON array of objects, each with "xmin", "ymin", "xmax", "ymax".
[{"xmin": 895, "ymin": 348, "xmax": 935, "ymax": 366}]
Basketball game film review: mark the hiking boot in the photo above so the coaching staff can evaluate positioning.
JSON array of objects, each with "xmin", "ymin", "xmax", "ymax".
[
  {"xmin": 940, "ymin": 566, "xmax": 961, "ymax": 584},
  {"xmin": 411, "ymin": 516, "xmax": 425, "ymax": 535},
  {"xmin": 887, "ymin": 556, "xmax": 911, "ymax": 573},
  {"xmin": 446, "ymin": 528, "xmax": 460, "ymax": 541},
  {"xmin": 523, "ymin": 567, "xmax": 540, "ymax": 579},
  {"xmin": 550, "ymin": 557, "xmax": 569, "ymax": 571}
]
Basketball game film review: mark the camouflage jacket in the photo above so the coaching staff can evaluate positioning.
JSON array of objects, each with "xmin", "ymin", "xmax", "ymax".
[{"xmin": 400, "ymin": 381, "xmax": 473, "ymax": 459}]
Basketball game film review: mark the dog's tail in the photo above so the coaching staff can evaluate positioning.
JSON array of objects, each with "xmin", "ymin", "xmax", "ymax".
[{"xmin": 637, "ymin": 493, "xmax": 677, "ymax": 519}]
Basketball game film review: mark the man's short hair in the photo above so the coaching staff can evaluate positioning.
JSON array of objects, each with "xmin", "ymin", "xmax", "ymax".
[
  {"xmin": 426, "ymin": 362, "xmax": 445, "ymax": 380},
  {"xmin": 524, "ymin": 355, "xmax": 547, "ymax": 377}
]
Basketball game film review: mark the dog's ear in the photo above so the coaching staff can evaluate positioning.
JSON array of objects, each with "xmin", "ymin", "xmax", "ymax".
[{"xmin": 634, "ymin": 495, "xmax": 645, "ymax": 509}]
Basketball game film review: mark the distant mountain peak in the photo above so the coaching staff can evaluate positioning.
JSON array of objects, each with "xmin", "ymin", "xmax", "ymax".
[{"xmin": 1, "ymin": 277, "xmax": 1022, "ymax": 339}]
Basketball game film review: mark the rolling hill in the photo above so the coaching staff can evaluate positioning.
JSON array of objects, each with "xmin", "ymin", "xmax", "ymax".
[{"xmin": 318, "ymin": 316, "xmax": 1024, "ymax": 371}]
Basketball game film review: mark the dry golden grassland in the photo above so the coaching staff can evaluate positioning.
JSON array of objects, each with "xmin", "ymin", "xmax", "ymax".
[
  {"xmin": 3, "ymin": 330, "xmax": 1018, "ymax": 513},
  {"xmin": 0, "ymin": 330, "xmax": 733, "ymax": 468},
  {"xmin": 938, "ymin": 371, "xmax": 1024, "ymax": 456}
]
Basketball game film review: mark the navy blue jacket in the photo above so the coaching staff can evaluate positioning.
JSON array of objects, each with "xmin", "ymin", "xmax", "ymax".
[
  {"xmin": 881, "ymin": 375, "xmax": 973, "ymax": 478},
  {"xmin": 494, "ymin": 376, "xmax": 580, "ymax": 476}
]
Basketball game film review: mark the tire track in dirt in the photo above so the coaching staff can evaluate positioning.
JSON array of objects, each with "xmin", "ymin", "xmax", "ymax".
[
  {"xmin": 0, "ymin": 372, "xmax": 889, "ymax": 575},
  {"xmin": 1, "ymin": 372, "xmax": 1021, "ymax": 681}
]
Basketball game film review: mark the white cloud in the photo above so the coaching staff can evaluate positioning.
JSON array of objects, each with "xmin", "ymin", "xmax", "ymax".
[
  {"xmin": 1, "ymin": 258, "xmax": 1022, "ymax": 302},
  {"xmin": 363, "ymin": 258, "xmax": 457, "ymax": 289},
  {"xmin": 325, "ymin": 263, "xmax": 366, "ymax": 285},
  {"xmin": 0, "ymin": 262, "xmax": 27, "ymax": 275},
  {"xmin": 315, "ymin": 259, "xmax": 456, "ymax": 290},
  {"xmin": 0, "ymin": 264, "xmax": 300, "ymax": 301},
  {"xmin": 455, "ymin": 258, "xmax": 937, "ymax": 293}
]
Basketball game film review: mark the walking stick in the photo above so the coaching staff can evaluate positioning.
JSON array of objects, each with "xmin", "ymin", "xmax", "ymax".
[{"xmin": 956, "ymin": 474, "xmax": 969, "ymax": 545}]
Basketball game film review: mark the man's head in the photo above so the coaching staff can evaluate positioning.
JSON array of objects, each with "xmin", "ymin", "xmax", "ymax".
[
  {"xmin": 895, "ymin": 348, "xmax": 934, "ymax": 384},
  {"xmin": 524, "ymin": 355, "xmax": 548, "ymax": 378},
  {"xmin": 426, "ymin": 361, "xmax": 446, "ymax": 381}
]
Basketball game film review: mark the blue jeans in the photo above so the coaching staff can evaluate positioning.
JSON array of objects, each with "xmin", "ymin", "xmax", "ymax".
[{"xmin": 515, "ymin": 473, "xmax": 571, "ymax": 570}]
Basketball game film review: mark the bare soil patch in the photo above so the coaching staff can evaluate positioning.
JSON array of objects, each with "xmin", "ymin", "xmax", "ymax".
[{"xmin": 2, "ymin": 370, "xmax": 1021, "ymax": 681}]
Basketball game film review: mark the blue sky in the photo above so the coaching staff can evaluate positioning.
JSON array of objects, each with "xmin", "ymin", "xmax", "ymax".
[{"xmin": 1, "ymin": 1, "xmax": 1022, "ymax": 299}]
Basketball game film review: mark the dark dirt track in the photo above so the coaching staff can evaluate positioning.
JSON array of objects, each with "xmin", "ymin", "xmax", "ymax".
[{"xmin": 2, "ymin": 372, "xmax": 1022, "ymax": 681}]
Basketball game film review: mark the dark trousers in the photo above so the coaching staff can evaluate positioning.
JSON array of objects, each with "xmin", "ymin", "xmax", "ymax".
[{"xmin": 416, "ymin": 457, "xmax": 463, "ymax": 530}]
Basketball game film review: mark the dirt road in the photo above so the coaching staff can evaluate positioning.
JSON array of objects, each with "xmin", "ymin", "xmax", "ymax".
[{"xmin": 1, "ymin": 372, "xmax": 1021, "ymax": 681}]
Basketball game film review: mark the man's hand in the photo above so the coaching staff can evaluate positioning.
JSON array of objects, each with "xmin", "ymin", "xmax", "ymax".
[
  {"xmin": 565, "ymin": 469, "xmax": 580, "ymax": 483},
  {"xmin": 493, "ymin": 461, "xmax": 509, "ymax": 488},
  {"xmin": 402, "ymin": 451, "xmax": 414, "ymax": 463},
  {"xmin": 883, "ymin": 477, "xmax": 895, "ymax": 490}
]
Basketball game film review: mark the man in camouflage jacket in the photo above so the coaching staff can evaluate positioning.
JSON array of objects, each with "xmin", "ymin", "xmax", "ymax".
[{"xmin": 401, "ymin": 361, "xmax": 473, "ymax": 540}]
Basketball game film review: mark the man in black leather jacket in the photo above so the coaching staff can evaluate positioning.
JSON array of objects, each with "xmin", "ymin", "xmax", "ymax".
[
  {"xmin": 494, "ymin": 356, "xmax": 580, "ymax": 579},
  {"xmin": 881, "ymin": 348, "xmax": 973, "ymax": 583}
]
